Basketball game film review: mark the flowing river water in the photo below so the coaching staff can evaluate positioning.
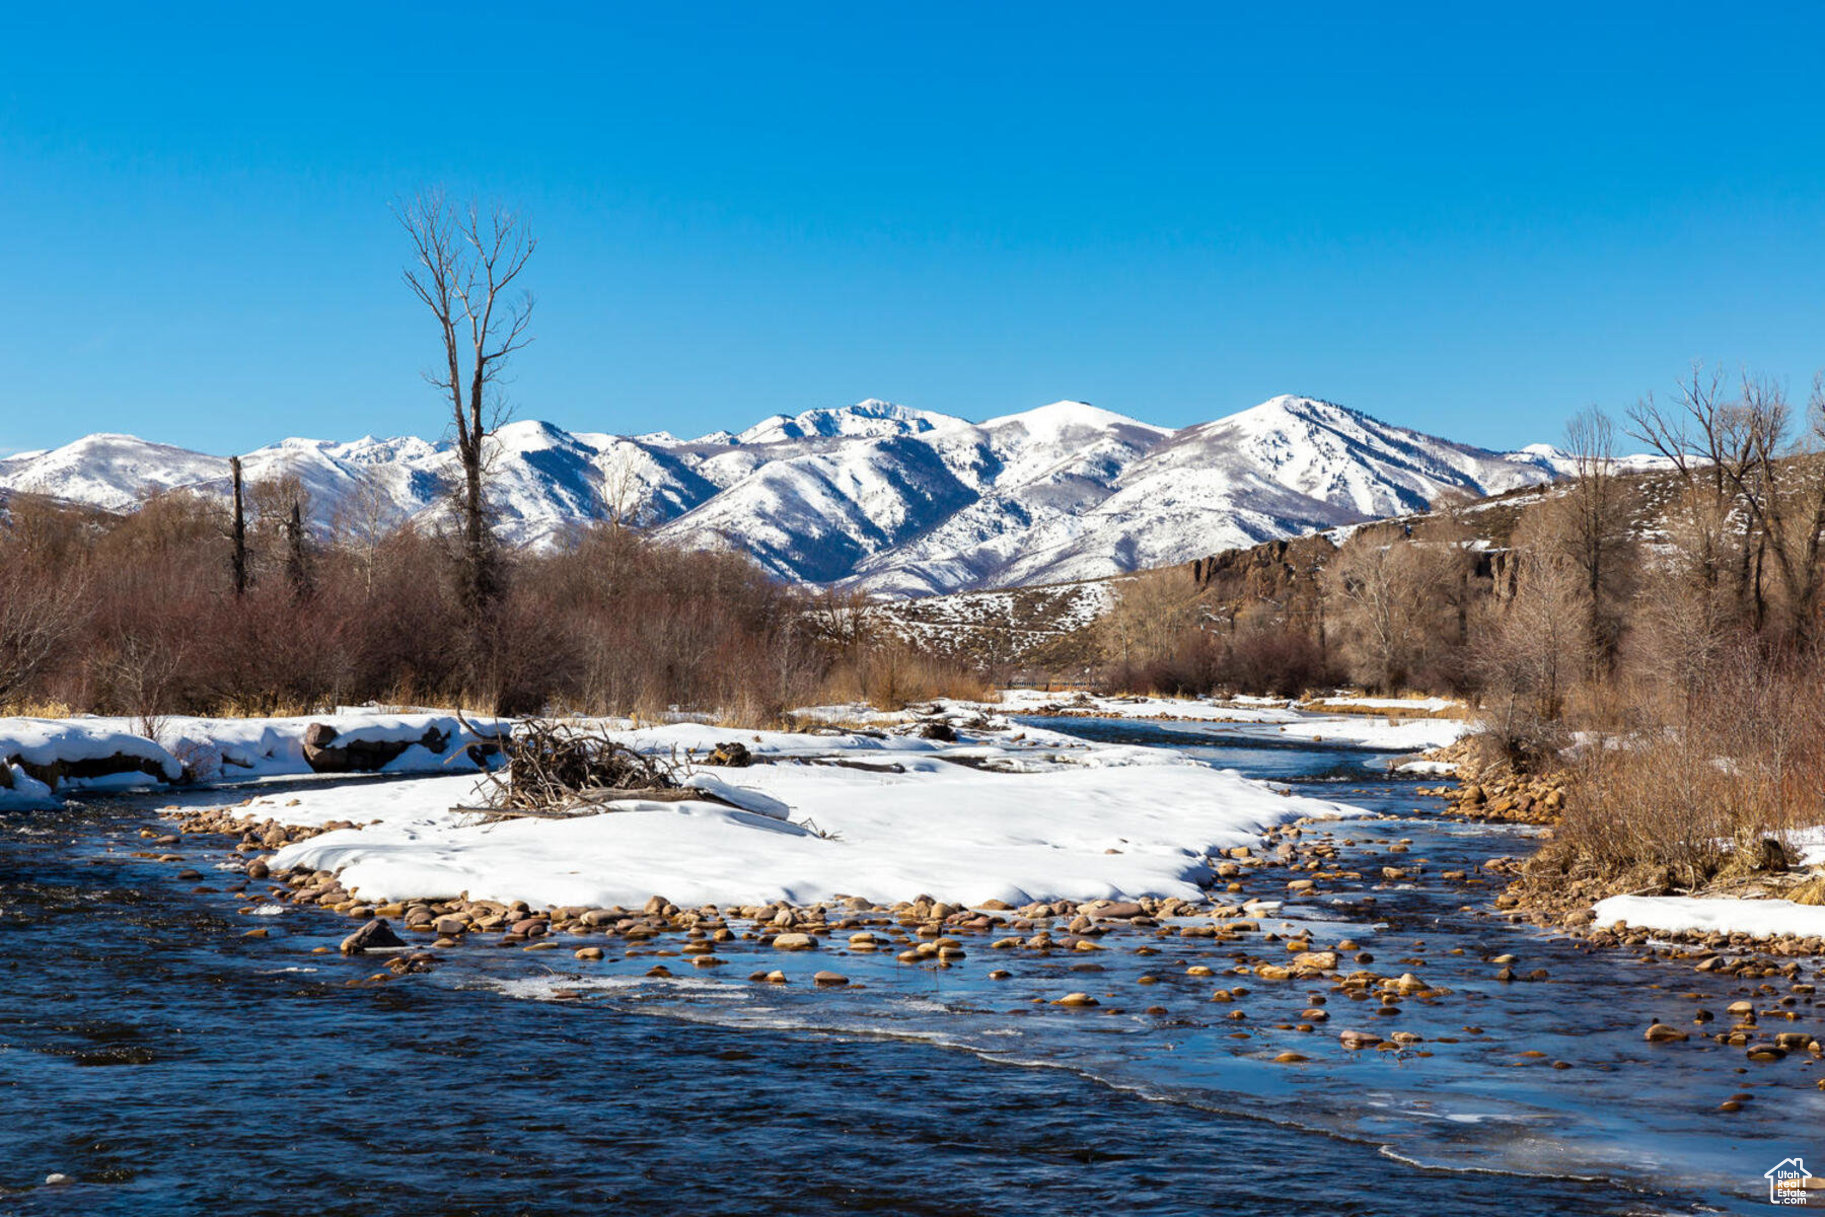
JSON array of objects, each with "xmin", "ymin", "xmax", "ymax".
[{"xmin": 0, "ymin": 716, "xmax": 1818, "ymax": 1215}]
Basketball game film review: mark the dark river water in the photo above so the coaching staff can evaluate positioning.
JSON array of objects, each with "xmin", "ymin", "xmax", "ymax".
[{"xmin": 0, "ymin": 717, "xmax": 1817, "ymax": 1215}]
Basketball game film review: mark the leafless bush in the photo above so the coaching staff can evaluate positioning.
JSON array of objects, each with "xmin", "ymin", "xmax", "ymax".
[
  {"xmin": 0, "ymin": 554, "xmax": 86, "ymax": 704},
  {"xmin": 1473, "ymin": 552, "xmax": 1587, "ymax": 770},
  {"xmin": 1555, "ymin": 640, "xmax": 1825, "ymax": 890},
  {"xmin": 819, "ymin": 638, "xmax": 991, "ymax": 710}
]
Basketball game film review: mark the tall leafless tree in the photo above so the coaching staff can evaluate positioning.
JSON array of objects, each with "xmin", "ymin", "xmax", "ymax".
[
  {"xmin": 1725, "ymin": 374, "xmax": 1825, "ymax": 644},
  {"xmin": 1627, "ymin": 365, "xmax": 1758, "ymax": 613},
  {"xmin": 1546, "ymin": 405, "xmax": 1633, "ymax": 667},
  {"xmin": 1629, "ymin": 367, "xmax": 1825, "ymax": 643},
  {"xmin": 397, "ymin": 189, "xmax": 536, "ymax": 626}
]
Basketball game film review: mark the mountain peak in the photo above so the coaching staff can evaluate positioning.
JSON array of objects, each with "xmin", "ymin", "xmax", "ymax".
[
  {"xmin": 1223, "ymin": 394, "xmax": 1362, "ymax": 427},
  {"xmin": 734, "ymin": 399, "xmax": 953, "ymax": 445},
  {"xmin": 980, "ymin": 400, "xmax": 1163, "ymax": 437}
]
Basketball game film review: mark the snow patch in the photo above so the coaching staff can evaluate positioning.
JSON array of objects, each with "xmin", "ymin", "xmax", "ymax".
[{"xmin": 1592, "ymin": 894, "xmax": 1825, "ymax": 940}]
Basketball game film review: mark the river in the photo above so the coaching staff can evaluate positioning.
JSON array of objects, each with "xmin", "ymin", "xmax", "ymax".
[{"xmin": 0, "ymin": 716, "xmax": 1815, "ymax": 1214}]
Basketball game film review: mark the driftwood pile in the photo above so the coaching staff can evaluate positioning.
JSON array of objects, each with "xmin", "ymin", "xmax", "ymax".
[{"xmin": 470, "ymin": 719, "xmax": 689, "ymax": 820}]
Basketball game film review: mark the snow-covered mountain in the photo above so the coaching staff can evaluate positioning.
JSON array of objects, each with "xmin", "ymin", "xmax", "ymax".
[{"xmin": 0, "ymin": 395, "xmax": 1585, "ymax": 596}]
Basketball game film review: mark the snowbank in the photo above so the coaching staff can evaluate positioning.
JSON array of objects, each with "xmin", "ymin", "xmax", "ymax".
[
  {"xmin": 262, "ymin": 728, "xmax": 1363, "ymax": 909},
  {"xmin": 0, "ymin": 712, "xmax": 511, "ymax": 801},
  {"xmin": 0, "ymin": 764, "xmax": 57, "ymax": 811},
  {"xmin": 0, "ymin": 719, "xmax": 183, "ymax": 794},
  {"xmin": 1592, "ymin": 894, "xmax": 1825, "ymax": 940},
  {"xmin": 154, "ymin": 713, "xmax": 508, "ymax": 781},
  {"xmin": 1787, "ymin": 826, "xmax": 1825, "ymax": 869},
  {"xmin": 1395, "ymin": 759, "xmax": 1459, "ymax": 776},
  {"xmin": 1275, "ymin": 716, "xmax": 1472, "ymax": 752}
]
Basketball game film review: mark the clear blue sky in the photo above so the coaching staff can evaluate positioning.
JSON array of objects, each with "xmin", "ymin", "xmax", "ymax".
[{"xmin": 3, "ymin": 2, "xmax": 1823, "ymax": 456}]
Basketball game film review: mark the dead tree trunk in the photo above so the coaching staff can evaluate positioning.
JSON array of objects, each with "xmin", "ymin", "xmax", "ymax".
[
  {"xmin": 229, "ymin": 456, "xmax": 248, "ymax": 597},
  {"xmin": 285, "ymin": 499, "xmax": 310, "ymax": 596}
]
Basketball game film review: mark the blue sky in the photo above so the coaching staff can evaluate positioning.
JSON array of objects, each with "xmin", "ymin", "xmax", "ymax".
[{"xmin": 2, "ymin": 3, "xmax": 1823, "ymax": 456}]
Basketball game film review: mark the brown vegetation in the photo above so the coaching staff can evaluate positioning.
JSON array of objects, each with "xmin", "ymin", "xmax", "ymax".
[
  {"xmin": 0, "ymin": 485, "xmax": 978, "ymax": 723},
  {"xmin": 1091, "ymin": 366, "xmax": 1825, "ymax": 906}
]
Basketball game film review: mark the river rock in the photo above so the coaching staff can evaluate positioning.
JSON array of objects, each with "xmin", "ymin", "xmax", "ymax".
[
  {"xmin": 771, "ymin": 932, "xmax": 817, "ymax": 950},
  {"xmin": 340, "ymin": 918, "xmax": 406, "ymax": 955},
  {"xmin": 1291, "ymin": 951, "xmax": 1338, "ymax": 973}
]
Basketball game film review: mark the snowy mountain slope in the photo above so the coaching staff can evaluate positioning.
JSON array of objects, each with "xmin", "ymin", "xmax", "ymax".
[
  {"xmin": 838, "ymin": 396, "xmax": 1572, "ymax": 595},
  {"xmin": 1501, "ymin": 442, "xmax": 1679, "ymax": 478},
  {"xmin": 836, "ymin": 402, "xmax": 1174, "ymax": 596},
  {"xmin": 0, "ymin": 395, "xmax": 1591, "ymax": 595},
  {"xmin": 654, "ymin": 433, "xmax": 982, "ymax": 583},
  {"xmin": 0, "ymin": 433, "xmax": 225, "ymax": 511}
]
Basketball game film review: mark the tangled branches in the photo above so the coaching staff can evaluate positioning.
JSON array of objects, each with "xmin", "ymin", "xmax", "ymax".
[{"xmin": 475, "ymin": 718, "xmax": 683, "ymax": 817}]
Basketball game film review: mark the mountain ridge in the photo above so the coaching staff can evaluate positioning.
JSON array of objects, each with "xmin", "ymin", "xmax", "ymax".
[{"xmin": 0, "ymin": 396, "xmax": 1610, "ymax": 597}]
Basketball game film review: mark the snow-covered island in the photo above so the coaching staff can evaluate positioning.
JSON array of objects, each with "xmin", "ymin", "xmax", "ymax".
[
  {"xmin": 5, "ymin": 705, "xmax": 1389, "ymax": 909},
  {"xmin": 0, "ymin": 695, "xmax": 1496, "ymax": 913}
]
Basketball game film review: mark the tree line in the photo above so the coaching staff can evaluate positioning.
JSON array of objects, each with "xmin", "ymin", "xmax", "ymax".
[{"xmin": 0, "ymin": 485, "xmax": 986, "ymax": 724}]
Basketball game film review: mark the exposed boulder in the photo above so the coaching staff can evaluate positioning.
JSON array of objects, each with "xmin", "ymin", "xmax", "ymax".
[
  {"xmin": 303, "ymin": 723, "xmax": 450, "ymax": 774},
  {"xmin": 340, "ymin": 918, "xmax": 407, "ymax": 955},
  {"xmin": 703, "ymin": 741, "xmax": 753, "ymax": 768}
]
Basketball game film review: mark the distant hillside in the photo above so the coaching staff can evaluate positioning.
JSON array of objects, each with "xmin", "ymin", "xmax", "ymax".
[{"xmin": 872, "ymin": 461, "xmax": 1695, "ymax": 672}]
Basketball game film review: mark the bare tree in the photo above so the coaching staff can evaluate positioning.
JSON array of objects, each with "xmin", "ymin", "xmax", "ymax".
[
  {"xmin": 1630, "ymin": 367, "xmax": 1825, "ymax": 643},
  {"xmin": 1627, "ymin": 365, "xmax": 1757, "ymax": 614},
  {"xmin": 327, "ymin": 467, "xmax": 400, "ymax": 595},
  {"xmin": 0, "ymin": 561, "xmax": 84, "ymax": 705},
  {"xmin": 397, "ymin": 189, "xmax": 536, "ymax": 624},
  {"xmin": 1727, "ymin": 374, "xmax": 1825, "ymax": 644},
  {"xmin": 1319, "ymin": 533, "xmax": 1450, "ymax": 693},
  {"xmin": 597, "ymin": 446, "xmax": 653, "ymax": 530},
  {"xmin": 1099, "ymin": 569, "xmax": 1204, "ymax": 667},
  {"xmin": 1539, "ymin": 405, "xmax": 1633, "ymax": 667},
  {"xmin": 1476, "ymin": 551, "xmax": 1587, "ymax": 767}
]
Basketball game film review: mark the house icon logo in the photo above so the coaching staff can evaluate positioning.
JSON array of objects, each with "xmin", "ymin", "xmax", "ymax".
[{"xmin": 1766, "ymin": 1157, "xmax": 1813, "ymax": 1206}]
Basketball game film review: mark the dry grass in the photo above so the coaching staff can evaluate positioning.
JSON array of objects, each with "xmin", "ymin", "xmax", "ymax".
[
  {"xmin": 816, "ymin": 641, "xmax": 993, "ymax": 711},
  {"xmin": 1551, "ymin": 648, "xmax": 1825, "ymax": 892},
  {"xmin": 0, "ymin": 698, "xmax": 78, "ymax": 719},
  {"xmin": 1294, "ymin": 695, "xmax": 1466, "ymax": 719}
]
